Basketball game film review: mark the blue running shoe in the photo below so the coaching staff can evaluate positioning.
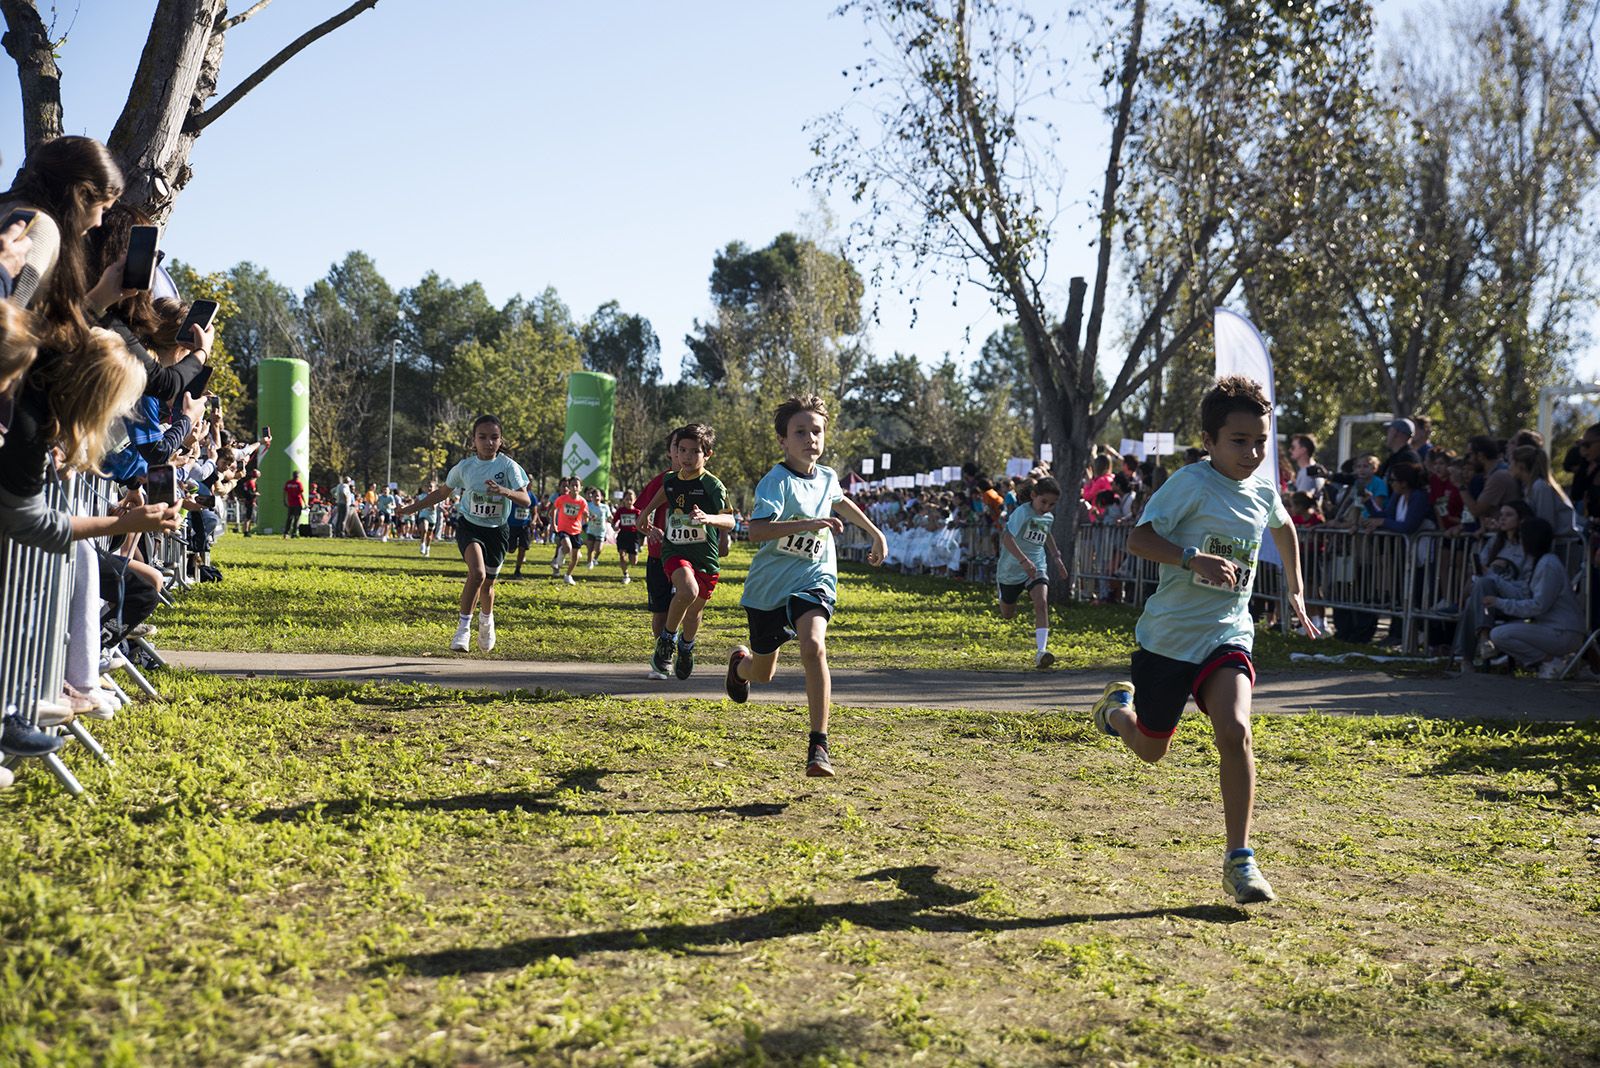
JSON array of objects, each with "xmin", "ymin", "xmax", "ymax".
[{"xmin": 1091, "ymin": 680, "xmax": 1134, "ymax": 738}]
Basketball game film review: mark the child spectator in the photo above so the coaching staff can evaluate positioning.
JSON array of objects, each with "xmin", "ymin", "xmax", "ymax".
[{"xmin": 1289, "ymin": 491, "xmax": 1323, "ymax": 528}]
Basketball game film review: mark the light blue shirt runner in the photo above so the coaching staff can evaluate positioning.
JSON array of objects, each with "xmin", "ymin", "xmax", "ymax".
[
  {"xmin": 741, "ymin": 462, "xmax": 845, "ymax": 611},
  {"xmin": 444, "ymin": 454, "xmax": 530, "ymax": 528},
  {"xmin": 1134, "ymin": 460, "xmax": 1289, "ymax": 664},
  {"xmin": 995, "ymin": 501, "xmax": 1054, "ymax": 585}
]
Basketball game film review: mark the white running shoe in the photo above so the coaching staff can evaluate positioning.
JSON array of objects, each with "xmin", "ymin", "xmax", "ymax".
[
  {"xmin": 450, "ymin": 619, "xmax": 472, "ymax": 652},
  {"xmin": 564, "ymin": 574, "xmax": 577, "ymax": 585},
  {"xmin": 621, "ymin": 574, "xmax": 632, "ymax": 585},
  {"xmin": 478, "ymin": 615, "xmax": 496, "ymax": 652},
  {"xmin": 588, "ymin": 559, "xmax": 596, "ymax": 569}
]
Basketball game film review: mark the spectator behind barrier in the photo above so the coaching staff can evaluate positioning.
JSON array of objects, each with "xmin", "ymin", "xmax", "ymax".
[
  {"xmin": 1511, "ymin": 444, "xmax": 1579, "ymax": 537},
  {"xmin": 1481, "ymin": 517, "xmax": 1586, "ymax": 677}
]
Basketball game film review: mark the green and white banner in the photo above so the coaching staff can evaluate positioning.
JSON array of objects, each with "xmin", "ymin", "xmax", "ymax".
[
  {"xmin": 256, "ymin": 357, "xmax": 311, "ymax": 534},
  {"xmin": 562, "ymin": 371, "xmax": 616, "ymax": 492}
]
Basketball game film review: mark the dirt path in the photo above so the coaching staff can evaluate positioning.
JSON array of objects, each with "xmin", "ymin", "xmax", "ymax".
[{"xmin": 163, "ymin": 649, "xmax": 1600, "ymax": 721}]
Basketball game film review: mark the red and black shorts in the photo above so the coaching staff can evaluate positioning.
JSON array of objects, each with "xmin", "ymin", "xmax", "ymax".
[
  {"xmin": 1128, "ymin": 643, "xmax": 1255, "ymax": 738},
  {"xmin": 663, "ymin": 555, "xmax": 719, "ymax": 601}
]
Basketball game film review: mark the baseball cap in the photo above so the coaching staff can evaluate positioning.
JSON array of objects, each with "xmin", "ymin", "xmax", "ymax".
[{"xmin": 1386, "ymin": 418, "xmax": 1415, "ymax": 437}]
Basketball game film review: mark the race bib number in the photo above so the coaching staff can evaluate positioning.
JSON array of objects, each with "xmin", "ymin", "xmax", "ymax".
[
  {"xmin": 1192, "ymin": 532, "xmax": 1258, "ymax": 592},
  {"xmin": 619, "ymin": 513, "xmax": 638, "ymax": 528},
  {"xmin": 468, "ymin": 494, "xmax": 499, "ymax": 520},
  {"xmin": 1022, "ymin": 523, "xmax": 1048, "ymax": 545},
  {"xmin": 667, "ymin": 513, "xmax": 706, "ymax": 544},
  {"xmin": 563, "ymin": 503, "xmax": 580, "ymax": 517},
  {"xmin": 776, "ymin": 529, "xmax": 828, "ymax": 561}
]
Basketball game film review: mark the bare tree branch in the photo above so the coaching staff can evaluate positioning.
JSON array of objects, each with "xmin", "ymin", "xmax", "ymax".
[
  {"xmin": 187, "ymin": 0, "xmax": 380, "ymax": 134},
  {"xmin": 221, "ymin": 0, "xmax": 273, "ymax": 33}
]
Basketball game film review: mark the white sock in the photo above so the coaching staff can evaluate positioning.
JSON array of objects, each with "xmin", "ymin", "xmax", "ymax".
[
  {"xmin": 1036, "ymin": 627, "xmax": 1049, "ymax": 654},
  {"xmin": 459, "ymin": 614, "xmax": 472, "ymax": 627},
  {"xmin": 480, "ymin": 613, "xmax": 493, "ymax": 623}
]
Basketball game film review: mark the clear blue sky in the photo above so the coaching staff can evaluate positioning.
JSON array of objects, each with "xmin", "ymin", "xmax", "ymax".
[{"xmin": 4, "ymin": 0, "xmax": 1595, "ymax": 388}]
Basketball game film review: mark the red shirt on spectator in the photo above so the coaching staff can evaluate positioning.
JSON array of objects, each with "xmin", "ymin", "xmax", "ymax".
[
  {"xmin": 1428, "ymin": 474, "xmax": 1463, "ymax": 530},
  {"xmin": 284, "ymin": 478, "xmax": 304, "ymax": 508}
]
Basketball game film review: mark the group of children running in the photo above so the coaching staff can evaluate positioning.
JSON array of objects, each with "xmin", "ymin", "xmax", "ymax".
[{"xmin": 396, "ymin": 377, "xmax": 1318, "ymax": 904}]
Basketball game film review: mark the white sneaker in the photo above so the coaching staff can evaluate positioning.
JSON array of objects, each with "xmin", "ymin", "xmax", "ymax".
[
  {"xmin": 1537, "ymin": 657, "xmax": 1568, "ymax": 680},
  {"xmin": 564, "ymin": 574, "xmax": 577, "ymax": 585},
  {"xmin": 0, "ymin": 765, "xmax": 12, "ymax": 789},
  {"xmin": 588, "ymin": 559, "xmax": 596, "ymax": 569},
  {"xmin": 478, "ymin": 615, "xmax": 496, "ymax": 652},
  {"xmin": 621, "ymin": 574, "xmax": 632, "ymax": 585},
  {"xmin": 450, "ymin": 619, "xmax": 472, "ymax": 652}
]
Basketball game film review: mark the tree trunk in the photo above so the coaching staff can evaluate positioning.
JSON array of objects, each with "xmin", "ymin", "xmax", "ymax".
[
  {"xmin": 106, "ymin": 0, "xmax": 228, "ymax": 221},
  {"xmin": 0, "ymin": 0, "xmax": 64, "ymax": 151}
]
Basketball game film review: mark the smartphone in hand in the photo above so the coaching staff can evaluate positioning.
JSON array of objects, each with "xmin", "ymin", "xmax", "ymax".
[
  {"xmin": 122, "ymin": 225, "xmax": 161, "ymax": 290},
  {"xmin": 1, "ymin": 208, "xmax": 38, "ymax": 235},
  {"xmin": 146, "ymin": 464, "xmax": 178, "ymax": 506},
  {"xmin": 180, "ymin": 298, "xmax": 219, "ymax": 342}
]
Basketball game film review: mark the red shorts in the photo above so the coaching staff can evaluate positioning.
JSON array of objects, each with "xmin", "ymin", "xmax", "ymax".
[{"xmin": 663, "ymin": 556, "xmax": 719, "ymax": 600}]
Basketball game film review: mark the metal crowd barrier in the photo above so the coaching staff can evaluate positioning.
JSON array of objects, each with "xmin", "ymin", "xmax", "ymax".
[{"xmin": 842, "ymin": 505, "xmax": 1595, "ymax": 659}]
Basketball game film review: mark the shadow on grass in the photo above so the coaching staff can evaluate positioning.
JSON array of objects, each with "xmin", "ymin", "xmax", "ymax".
[
  {"xmin": 698, "ymin": 1016, "xmax": 877, "ymax": 1066},
  {"xmin": 374, "ymin": 864, "xmax": 1249, "ymax": 976},
  {"xmin": 1397, "ymin": 720, "xmax": 1600, "ymax": 808},
  {"xmin": 243, "ymin": 766, "xmax": 787, "ymax": 824}
]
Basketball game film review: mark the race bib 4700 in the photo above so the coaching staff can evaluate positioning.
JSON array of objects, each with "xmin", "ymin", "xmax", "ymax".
[{"xmin": 667, "ymin": 513, "xmax": 706, "ymax": 544}]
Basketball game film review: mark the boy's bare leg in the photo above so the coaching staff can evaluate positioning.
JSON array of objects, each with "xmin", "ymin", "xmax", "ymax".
[
  {"xmin": 664, "ymin": 568, "xmax": 699, "ymax": 633},
  {"xmin": 1199, "ymin": 667, "xmax": 1255, "ymax": 853},
  {"xmin": 998, "ymin": 600, "xmax": 1016, "ymax": 620},
  {"xmin": 740, "ymin": 649, "xmax": 780, "ymax": 685},
  {"xmin": 478, "ymin": 575, "xmax": 497, "ymax": 618},
  {"xmin": 1104, "ymin": 701, "xmax": 1174, "ymax": 763},
  {"xmin": 795, "ymin": 611, "xmax": 831, "ymax": 734},
  {"xmin": 678, "ymin": 598, "xmax": 706, "ymax": 642}
]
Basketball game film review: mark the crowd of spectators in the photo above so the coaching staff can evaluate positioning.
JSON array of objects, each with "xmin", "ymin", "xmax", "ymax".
[{"xmin": 845, "ymin": 416, "xmax": 1599, "ymax": 679}]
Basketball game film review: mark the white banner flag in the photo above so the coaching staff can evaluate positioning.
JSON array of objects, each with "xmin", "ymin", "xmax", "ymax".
[
  {"xmin": 1039, "ymin": 443, "xmax": 1053, "ymax": 463},
  {"xmin": 881, "ymin": 453, "xmax": 892, "ymax": 470},
  {"xmin": 1214, "ymin": 307, "xmax": 1282, "ymax": 565},
  {"xmin": 862, "ymin": 458, "xmax": 875, "ymax": 475}
]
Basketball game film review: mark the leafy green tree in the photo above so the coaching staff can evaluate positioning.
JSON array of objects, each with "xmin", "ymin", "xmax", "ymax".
[
  {"xmin": 442, "ymin": 307, "xmax": 583, "ymax": 491},
  {"xmin": 810, "ymin": 0, "xmax": 1374, "ymax": 588}
]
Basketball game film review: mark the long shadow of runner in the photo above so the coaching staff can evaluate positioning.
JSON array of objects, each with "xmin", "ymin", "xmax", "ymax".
[
  {"xmin": 134, "ymin": 767, "xmax": 784, "ymax": 825},
  {"xmin": 373, "ymin": 865, "xmax": 1249, "ymax": 977},
  {"xmin": 244, "ymin": 767, "xmax": 786, "ymax": 824}
]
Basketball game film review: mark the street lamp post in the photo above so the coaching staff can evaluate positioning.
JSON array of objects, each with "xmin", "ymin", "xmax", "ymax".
[{"xmin": 386, "ymin": 337, "xmax": 398, "ymax": 489}]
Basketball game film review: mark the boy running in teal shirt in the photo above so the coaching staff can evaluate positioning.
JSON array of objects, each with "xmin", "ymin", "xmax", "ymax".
[
  {"xmin": 638, "ymin": 424, "xmax": 734, "ymax": 681},
  {"xmin": 1091, "ymin": 377, "xmax": 1319, "ymax": 903},
  {"xmin": 725, "ymin": 394, "xmax": 887, "ymax": 777},
  {"xmin": 996, "ymin": 476, "xmax": 1066, "ymax": 669}
]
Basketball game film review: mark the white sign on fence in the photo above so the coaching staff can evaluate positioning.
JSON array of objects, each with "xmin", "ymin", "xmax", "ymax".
[
  {"xmin": 1143, "ymin": 432, "xmax": 1176, "ymax": 456},
  {"xmin": 1120, "ymin": 437, "xmax": 1146, "ymax": 460},
  {"xmin": 881, "ymin": 453, "xmax": 892, "ymax": 470},
  {"xmin": 945, "ymin": 465, "xmax": 961, "ymax": 482},
  {"xmin": 1005, "ymin": 457, "xmax": 1032, "ymax": 479},
  {"xmin": 862, "ymin": 458, "xmax": 875, "ymax": 475},
  {"xmin": 1040, "ymin": 443, "xmax": 1053, "ymax": 463}
]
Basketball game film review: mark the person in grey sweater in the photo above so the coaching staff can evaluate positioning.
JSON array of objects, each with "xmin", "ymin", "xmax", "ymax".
[{"xmin": 1484, "ymin": 517, "xmax": 1586, "ymax": 675}]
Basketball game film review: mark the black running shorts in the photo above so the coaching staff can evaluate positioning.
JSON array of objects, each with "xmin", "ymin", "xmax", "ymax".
[
  {"xmin": 745, "ymin": 592, "xmax": 835, "ymax": 656},
  {"xmin": 456, "ymin": 519, "xmax": 509, "ymax": 575},
  {"xmin": 1128, "ymin": 643, "xmax": 1255, "ymax": 738},
  {"xmin": 997, "ymin": 575, "xmax": 1047, "ymax": 605},
  {"xmin": 645, "ymin": 555, "xmax": 674, "ymax": 614}
]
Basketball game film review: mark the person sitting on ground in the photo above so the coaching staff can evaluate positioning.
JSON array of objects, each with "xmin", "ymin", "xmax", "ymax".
[
  {"xmin": 1481, "ymin": 517, "xmax": 1586, "ymax": 678},
  {"xmin": 1455, "ymin": 501, "xmax": 1534, "ymax": 671}
]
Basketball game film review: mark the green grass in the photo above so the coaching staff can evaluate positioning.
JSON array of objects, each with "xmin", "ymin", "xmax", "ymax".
[
  {"xmin": 3, "ymin": 674, "xmax": 1598, "ymax": 1064},
  {"xmin": 158, "ymin": 536, "xmax": 1358, "ymax": 670}
]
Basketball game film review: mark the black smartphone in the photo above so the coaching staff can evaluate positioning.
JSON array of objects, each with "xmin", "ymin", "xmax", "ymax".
[
  {"xmin": 185, "ymin": 363, "xmax": 214, "ymax": 399},
  {"xmin": 122, "ymin": 225, "xmax": 161, "ymax": 290},
  {"xmin": 2, "ymin": 208, "xmax": 38, "ymax": 235},
  {"xmin": 146, "ymin": 464, "xmax": 177, "ymax": 506},
  {"xmin": 179, "ymin": 298, "xmax": 218, "ymax": 343}
]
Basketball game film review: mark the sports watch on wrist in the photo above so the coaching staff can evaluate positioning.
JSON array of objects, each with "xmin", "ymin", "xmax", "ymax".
[{"xmin": 1180, "ymin": 546, "xmax": 1199, "ymax": 570}]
